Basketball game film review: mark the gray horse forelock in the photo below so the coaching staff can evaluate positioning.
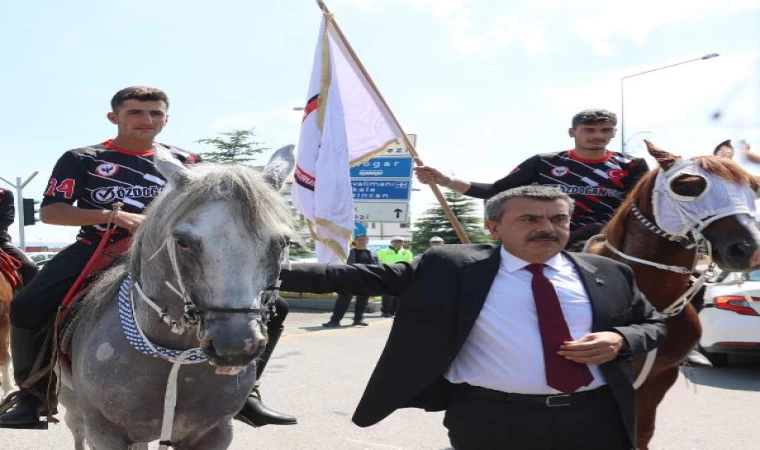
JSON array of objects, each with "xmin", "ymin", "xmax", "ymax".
[{"xmin": 78, "ymin": 163, "xmax": 296, "ymax": 329}]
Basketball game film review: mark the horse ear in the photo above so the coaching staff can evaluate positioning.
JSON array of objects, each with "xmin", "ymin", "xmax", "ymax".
[
  {"xmin": 155, "ymin": 147, "xmax": 194, "ymax": 189},
  {"xmin": 263, "ymin": 144, "xmax": 295, "ymax": 191},
  {"xmin": 644, "ymin": 140, "xmax": 679, "ymax": 170}
]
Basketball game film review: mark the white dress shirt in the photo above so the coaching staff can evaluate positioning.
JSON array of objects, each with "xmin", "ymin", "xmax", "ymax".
[{"xmin": 444, "ymin": 247, "xmax": 607, "ymax": 394}]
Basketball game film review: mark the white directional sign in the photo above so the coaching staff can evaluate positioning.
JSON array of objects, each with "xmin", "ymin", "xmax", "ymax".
[{"xmin": 354, "ymin": 201, "xmax": 409, "ymax": 222}]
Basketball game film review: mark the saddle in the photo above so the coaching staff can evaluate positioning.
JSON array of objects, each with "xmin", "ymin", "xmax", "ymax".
[
  {"xmin": 56, "ymin": 237, "xmax": 132, "ymax": 370},
  {"xmin": 0, "ymin": 250, "xmax": 22, "ymax": 288}
]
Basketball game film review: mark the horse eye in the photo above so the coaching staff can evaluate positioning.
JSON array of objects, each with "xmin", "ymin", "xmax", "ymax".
[
  {"xmin": 174, "ymin": 234, "xmax": 193, "ymax": 250},
  {"xmin": 670, "ymin": 174, "xmax": 706, "ymax": 197}
]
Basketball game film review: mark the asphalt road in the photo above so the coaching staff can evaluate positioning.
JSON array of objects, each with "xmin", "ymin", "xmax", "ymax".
[{"xmin": 2, "ymin": 309, "xmax": 759, "ymax": 449}]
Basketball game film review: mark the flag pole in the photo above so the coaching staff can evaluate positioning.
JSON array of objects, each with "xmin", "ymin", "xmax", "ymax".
[{"xmin": 315, "ymin": 0, "xmax": 472, "ymax": 244}]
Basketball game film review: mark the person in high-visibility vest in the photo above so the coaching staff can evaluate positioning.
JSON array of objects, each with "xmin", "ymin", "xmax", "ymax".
[{"xmin": 375, "ymin": 236, "xmax": 413, "ymax": 317}]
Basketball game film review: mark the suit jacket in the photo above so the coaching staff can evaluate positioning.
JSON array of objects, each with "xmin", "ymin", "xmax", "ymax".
[{"xmin": 278, "ymin": 244, "xmax": 667, "ymax": 446}]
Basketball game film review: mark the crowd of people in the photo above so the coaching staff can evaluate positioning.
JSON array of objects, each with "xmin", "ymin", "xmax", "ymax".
[{"xmin": 1, "ymin": 92, "xmax": 754, "ymax": 449}]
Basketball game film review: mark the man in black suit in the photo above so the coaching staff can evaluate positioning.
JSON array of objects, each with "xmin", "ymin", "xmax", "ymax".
[{"xmin": 279, "ymin": 185, "xmax": 667, "ymax": 450}]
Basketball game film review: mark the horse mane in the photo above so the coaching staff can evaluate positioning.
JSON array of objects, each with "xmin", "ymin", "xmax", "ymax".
[
  {"xmin": 602, "ymin": 155, "xmax": 760, "ymax": 249},
  {"xmin": 78, "ymin": 163, "xmax": 296, "ymax": 329}
]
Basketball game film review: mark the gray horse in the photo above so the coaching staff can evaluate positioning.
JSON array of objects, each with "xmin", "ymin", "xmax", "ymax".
[{"xmin": 58, "ymin": 146, "xmax": 296, "ymax": 449}]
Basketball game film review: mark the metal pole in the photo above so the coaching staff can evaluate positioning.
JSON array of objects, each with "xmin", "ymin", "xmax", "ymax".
[
  {"xmin": 16, "ymin": 177, "xmax": 25, "ymax": 250},
  {"xmin": 620, "ymin": 78, "xmax": 625, "ymax": 154}
]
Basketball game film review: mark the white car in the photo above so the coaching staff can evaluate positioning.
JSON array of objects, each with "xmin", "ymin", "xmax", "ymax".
[
  {"xmin": 699, "ymin": 269, "xmax": 760, "ymax": 366},
  {"xmin": 26, "ymin": 251, "xmax": 58, "ymax": 267}
]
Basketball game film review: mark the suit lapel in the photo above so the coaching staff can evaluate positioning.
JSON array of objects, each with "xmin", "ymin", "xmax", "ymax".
[
  {"xmin": 563, "ymin": 251, "xmax": 613, "ymax": 332},
  {"xmin": 455, "ymin": 247, "xmax": 502, "ymax": 348}
]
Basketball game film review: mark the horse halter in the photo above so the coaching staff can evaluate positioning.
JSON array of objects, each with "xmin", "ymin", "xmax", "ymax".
[
  {"xmin": 604, "ymin": 158, "xmax": 757, "ymax": 272},
  {"xmin": 131, "ymin": 236, "xmax": 280, "ymax": 335}
]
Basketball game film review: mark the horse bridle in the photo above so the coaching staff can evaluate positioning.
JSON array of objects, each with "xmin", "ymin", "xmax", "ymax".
[
  {"xmin": 131, "ymin": 236, "xmax": 282, "ymax": 335},
  {"xmin": 599, "ymin": 162, "xmax": 742, "ymax": 317},
  {"xmin": 132, "ymin": 279, "xmax": 279, "ymax": 335}
]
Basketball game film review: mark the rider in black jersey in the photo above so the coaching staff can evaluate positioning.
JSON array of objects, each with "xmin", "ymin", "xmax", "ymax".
[
  {"xmin": 0, "ymin": 188, "xmax": 38, "ymax": 286},
  {"xmin": 0, "ymin": 86, "xmax": 296, "ymax": 428},
  {"xmin": 416, "ymin": 109, "xmax": 649, "ymax": 251}
]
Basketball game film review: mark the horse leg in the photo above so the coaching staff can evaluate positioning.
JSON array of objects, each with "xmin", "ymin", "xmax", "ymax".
[
  {"xmin": 78, "ymin": 406, "xmax": 134, "ymax": 450},
  {"xmin": 177, "ymin": 421, "xmax": 234, "ymax": 450},
  {"xmin": 57, "ymin": 382, "xmax": 86, "ymax": 450},
  {"xmin": 636, "ymin": 366, "xmax": 680, "ymax": 450},
  {"xmin": 0, "ymin": 364, "xmax": 10, "ymax": 397},
  {"xmin": 0, "ymin": 310, "xmax": 10, "ymax": 396}
]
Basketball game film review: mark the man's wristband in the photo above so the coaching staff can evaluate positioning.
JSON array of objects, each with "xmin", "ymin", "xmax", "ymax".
[{"xmin": 445, "ymin": 177, "xmax": 457, "ymax": 189}]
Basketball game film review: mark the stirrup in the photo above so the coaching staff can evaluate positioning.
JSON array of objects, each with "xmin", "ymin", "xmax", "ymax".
[{"xmin": 0, "ymin": 390, "xmax": 56, "ymax": 430}]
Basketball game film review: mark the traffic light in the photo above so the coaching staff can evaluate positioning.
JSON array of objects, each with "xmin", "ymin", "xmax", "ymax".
[{"xmin": 23, "ymin": 198, "xmax": 40, "ymax": 226}]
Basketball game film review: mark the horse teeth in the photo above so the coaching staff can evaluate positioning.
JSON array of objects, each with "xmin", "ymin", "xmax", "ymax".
[{"xmin": 215, "ymin": 366, "xmax": 243, "ymax": 376}]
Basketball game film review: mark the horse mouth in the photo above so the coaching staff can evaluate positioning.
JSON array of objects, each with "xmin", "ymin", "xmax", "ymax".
[
  {"xmin": 205, "ymin": 353, "xmax": 257, "ymax": 368},
  {"xmin": 200, "ymin": 337, "xmax": 265, "ymax": 368}
]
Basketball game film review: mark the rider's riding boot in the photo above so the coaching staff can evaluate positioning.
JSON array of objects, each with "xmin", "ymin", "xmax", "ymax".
[
  {"xmin": 236, "ymin": 325, "xmax": 297, "ymax": 428},
  {"xmin": 684, "ymin": 348, "xmax": 712, "ymax": 368},
  {"xmin": 0, "ymin": 326, "xmax": 53, "ymax": 427}
]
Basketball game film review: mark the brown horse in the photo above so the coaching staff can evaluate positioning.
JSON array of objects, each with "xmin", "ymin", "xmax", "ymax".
[
  {"xmin": 587, "ymin": 141, "xmax": 760, "ymax": 449},
  {"xmin": 0, "ymin": 270, "xmax": 12, "ymax": 396}
]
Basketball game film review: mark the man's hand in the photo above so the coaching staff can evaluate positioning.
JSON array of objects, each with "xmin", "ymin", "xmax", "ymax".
[
  {"xmin": 414, "ymin": 166, "xmax": 448, "ymax": 186},
  {"xmin": 113, "ymin": 211, "xmax": 145, "ymax": 234},
  {"xmin": 558, "ymin": 332, "xmax": 627, "ymax": 365}
]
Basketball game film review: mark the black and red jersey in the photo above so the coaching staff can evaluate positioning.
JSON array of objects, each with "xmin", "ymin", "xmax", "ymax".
[
  {"xmin": 466, "ymin": 150, "xmax": 650, "ymax": 231},
  {"xmin": 41, "ymin": 140, "xmax": 201, "ymax": 243}
]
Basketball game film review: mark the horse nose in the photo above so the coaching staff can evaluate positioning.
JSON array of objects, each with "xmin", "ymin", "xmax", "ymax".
[
  {"xmin": 726, "ymin": 241, "xmax": 752, "ymax": 263},
  {"xmin": 200, "ymin": 326, "xmax": 267, "ymax": 359}
]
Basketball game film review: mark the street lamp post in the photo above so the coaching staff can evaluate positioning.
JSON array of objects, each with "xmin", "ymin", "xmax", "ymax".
[{"xmin": 620, "ymin": 53, "xmax": 720, "ymax": 154}]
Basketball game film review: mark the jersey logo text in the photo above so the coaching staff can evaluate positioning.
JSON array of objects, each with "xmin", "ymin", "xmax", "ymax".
[{"xmin": 91, "ymin": 185, "xmax": 162, "ymax": 204}]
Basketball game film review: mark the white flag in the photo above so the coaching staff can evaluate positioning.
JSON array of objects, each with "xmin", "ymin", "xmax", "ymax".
[{"xmin": 292, "ymin": 15, "xmax": 403, "ymax": 263}]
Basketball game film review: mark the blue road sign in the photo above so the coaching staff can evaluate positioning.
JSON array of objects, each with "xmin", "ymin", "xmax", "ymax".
[
  {"xmin": 354, "ymin": 221, "xmax": 367, "ymax": 238},
  {"xmin": 350, "ymin": 157, "xmax": 413, "ymax": 178},
  {"xmin": 351, "ymin": 180, "xmax": 411, "ymax": 200}
]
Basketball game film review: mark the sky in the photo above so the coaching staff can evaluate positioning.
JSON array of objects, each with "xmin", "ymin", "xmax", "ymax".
[{"xmin": 1, "ymin": 0, "xmax": 758, "ymax": 246}]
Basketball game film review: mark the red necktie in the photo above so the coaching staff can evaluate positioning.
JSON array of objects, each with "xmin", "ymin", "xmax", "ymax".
[{"xmin": 526, "ymin": 263, "xmax": 594, "ymax": 393}]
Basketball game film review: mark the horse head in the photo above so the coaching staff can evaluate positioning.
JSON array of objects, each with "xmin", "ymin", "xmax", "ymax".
[
  {"xmin": 132, "ymin": 145, "xmax": 296, "ymax": 368},
  {"xmin": 644, "ymin": 140, "xmax": 760, "ymax": 271}
]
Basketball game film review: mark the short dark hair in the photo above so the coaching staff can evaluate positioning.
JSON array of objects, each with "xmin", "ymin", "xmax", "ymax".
[
  {"xmin": 713, "ymin": 139, "xmax": 733, "ymax": 155},
  {"xmin": 571, "ymin": 109, "xmax": 617, "ymax": 128},
  {"xmin": 111, "ymin": 86, "xmax": 169, "ymax": 112},
  {"xmin": 485, "ymin": 185, "xmax": 574, "ymax": 222}
]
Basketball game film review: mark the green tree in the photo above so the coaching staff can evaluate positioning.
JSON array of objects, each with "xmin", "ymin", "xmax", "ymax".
[
  {"xmin": 412, "ymin": 191, "xmax": 493, "ymax": 254},
  {"xmin": 289, "ymin": 239, "xmax": 314, "ymax": 258},
  {"xmin": 195, "ymin": 128, "xmax": 268, "ymax": 165}
]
